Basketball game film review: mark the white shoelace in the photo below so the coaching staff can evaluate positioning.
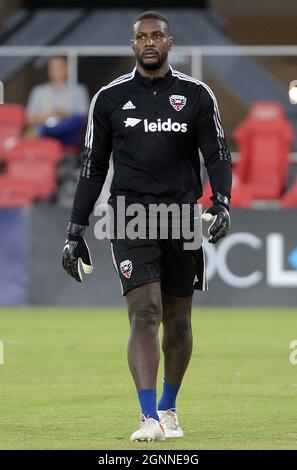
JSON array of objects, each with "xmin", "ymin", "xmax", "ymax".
[{"xmin": 140, "ymin": 414, "xmax": 157, "ymax": 425}]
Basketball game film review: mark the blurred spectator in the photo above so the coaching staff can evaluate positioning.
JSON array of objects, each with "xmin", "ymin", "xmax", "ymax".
[{"xmin": 26, "ymin": 55, "xmax": 89, "ymax": 146}]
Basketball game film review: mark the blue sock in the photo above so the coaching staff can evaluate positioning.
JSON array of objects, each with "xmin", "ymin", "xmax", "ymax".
[
  {"xmin": 137, "ymin": 389, "xmax": 159, "ymax": 421},
  {"xmin": 158, "ymin": 379, "xmax": 181, "ymax": 411}
]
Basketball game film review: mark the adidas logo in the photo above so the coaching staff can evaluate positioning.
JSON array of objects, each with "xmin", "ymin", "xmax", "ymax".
[{"xmin": 122, "ymin": 100, "xmax": 136, "ymax": 110}]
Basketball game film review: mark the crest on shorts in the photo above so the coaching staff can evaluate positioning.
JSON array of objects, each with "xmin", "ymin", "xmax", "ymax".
[
  {"xmin": 120, "ymin": 259, "xmax": 133, "ymax": 279},
  {"xmin": 169, "ymin": 95, "xmax": 187, "ymax": 111}
]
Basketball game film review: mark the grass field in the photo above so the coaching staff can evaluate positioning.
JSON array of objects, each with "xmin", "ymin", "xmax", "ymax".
[{"xmin": 0, "ymin": 307, "xmax": 296, "ymax": 450}]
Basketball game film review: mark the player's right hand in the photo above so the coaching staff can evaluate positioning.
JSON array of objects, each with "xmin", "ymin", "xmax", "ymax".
[{"xmin": 62, "ymin": 222, "xmax": 93, "ymax": 282}]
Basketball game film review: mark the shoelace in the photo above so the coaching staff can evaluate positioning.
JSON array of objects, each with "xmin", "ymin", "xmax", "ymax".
[{"xmin": 139, "ymin": 414, "xmax": 155, "ymax": 427}]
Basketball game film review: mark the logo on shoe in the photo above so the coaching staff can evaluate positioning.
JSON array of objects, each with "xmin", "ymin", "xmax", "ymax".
[{"xmin": 120, "ymin": 259, "xmax": 133, "ymax": 278}]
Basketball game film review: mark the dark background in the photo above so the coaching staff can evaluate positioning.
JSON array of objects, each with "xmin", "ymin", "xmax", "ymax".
[{"xmin": 23, "ymin": 0, "xmax": 208, "ymax": 9}]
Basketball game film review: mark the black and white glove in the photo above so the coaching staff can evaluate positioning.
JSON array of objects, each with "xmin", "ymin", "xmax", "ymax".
[
  {"xmin": 202, "ymin": 192, "xmax": 230, "ymax": 244},
  {"xmin": 62, "ymin": 222, "xmax": 93, "ymax": 282}
]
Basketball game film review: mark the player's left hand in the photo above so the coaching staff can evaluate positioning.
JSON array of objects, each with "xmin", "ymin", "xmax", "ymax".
[{"xmin": 202, "ymin": 192, "xmax": 230, "ymax": 243}]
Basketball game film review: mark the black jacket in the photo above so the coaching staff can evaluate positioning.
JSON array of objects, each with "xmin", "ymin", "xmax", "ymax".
[{"xmin": 71, "ymin": 66, "xmax": 232, "ymax": 225}]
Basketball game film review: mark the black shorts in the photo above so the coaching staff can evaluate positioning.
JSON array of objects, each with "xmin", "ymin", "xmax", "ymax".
[{"xmin": 110, "ymin": 236, "xmax": 208, "ymax": 296}]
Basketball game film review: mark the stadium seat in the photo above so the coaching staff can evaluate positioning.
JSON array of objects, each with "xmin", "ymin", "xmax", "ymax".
[
  {"xmin": 0, "ymin": 104, "xmax": 25, "ymax": 159},
  {"xmin": 6, "ymin": 160, "xmax": 57, "ymax": 200},
  {"xmin": 3, "ymin": 137, "xmax": 63, "ymax": 165},
  {"xmin": 0, "ymin": 174, "xmax": 38, "ymax": 204},
  {"xmin": 233, "ymin": 101, "xmax": 294, "ymax": 200},
  {"xmin": 280, "ymin": 175, "xmax": 297, "ymax": 207},
  {"xmin": 199, "ymin": 173, "xmax": 252, "ymax": 208},
  {"xmin": 62, "ymin": 144, "xmax": 81, "ymax": 156},
  {"xmin": 0, "ymin": 194, "xmax": 32, "ymax": 207}
]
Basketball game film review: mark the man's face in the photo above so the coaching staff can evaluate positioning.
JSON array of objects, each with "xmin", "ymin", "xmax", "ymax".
[
  {"xmin": 48, "ymin": 57, "xmax": 67, "ymax": 83},
  {"xmin": 131, "ymin": 18, "xmax": 173, "ymax": 71}
]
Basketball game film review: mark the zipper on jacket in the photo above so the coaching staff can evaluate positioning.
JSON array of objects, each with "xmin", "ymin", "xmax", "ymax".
[{"xmin": 153, "ymin": 90, "xmax": 157, "ymax": 115}]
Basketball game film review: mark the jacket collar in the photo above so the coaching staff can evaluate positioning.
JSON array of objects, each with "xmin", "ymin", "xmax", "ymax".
[{"xmin": 134, "ymin": 66, "xmax": 174, "ymax": 89}]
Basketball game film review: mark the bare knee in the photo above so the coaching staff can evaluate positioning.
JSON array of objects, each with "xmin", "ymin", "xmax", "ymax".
[
  {"xmin": 127, "ymin": 283, "xmax": 162, "ymax": 332},
  {"xmin": 162, "ymin": 294, "xmax": 192, "ymax": 339},
  {"xmin": 164, "ymin": 315, "xmax": 192, "ymax": 339},
  {"xmin": 130, "ymin": 306, "xmax": 161, "ymax": 333}
]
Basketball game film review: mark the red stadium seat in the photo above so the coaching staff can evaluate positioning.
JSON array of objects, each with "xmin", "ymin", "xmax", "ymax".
[
  {"xmin": 3, "ymin": 137, "xmax": 63, "ymax": 165},
  {"xmin": 0, "ymin": 174, "xmax": 38, "ymax": 204},
  {"xmin": 0, "ymin": 194, "xmax": 32, "ymax": 207},
  {"xmin": 233, "ymin": 102, "xmax": 294, "ymax": 200},
  {"xmin": 0, "ymin": 104, "xmax": 25, "ymax": 159},
  {"xmin": 199, "ymin": 173, "xmax": 252, "ymax": 208},
  {"xmin": 280, "ymin": 176, "xmax": 297, "ymax": 207},
  {"xmin": 62, "ymin": 144, "xmax": 80, "ymax": 155},
  {"xmin": 6, "ymin": 160, "xmax": 57, "ymax": 200}
]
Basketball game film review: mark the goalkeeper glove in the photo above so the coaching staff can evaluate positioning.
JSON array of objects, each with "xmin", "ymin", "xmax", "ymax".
[
  {"xmin": 202, "ymin": 192, "xmax": 230, "ymax": 244},
  {"xmin": 62, "ymin": 222, "xmax": 93, "ymax": 282}
]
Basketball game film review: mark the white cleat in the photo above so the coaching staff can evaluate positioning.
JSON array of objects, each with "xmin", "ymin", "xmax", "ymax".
[
  {"xmin": 157, "ymin": 410, "xmax": 184, "ymax": 438},
  {"xmin": 130, "ymin": 417, "xmax": 166, "ymax": 442}
]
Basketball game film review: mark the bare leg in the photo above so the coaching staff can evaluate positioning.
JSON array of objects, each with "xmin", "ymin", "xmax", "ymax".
[
  {"xmin": 161, "ymin": 292, "xmax": 193, "ymax": 387},
  {"xmin": 126, "ymin": 281, "xmax": 162, "ymax": 390}
]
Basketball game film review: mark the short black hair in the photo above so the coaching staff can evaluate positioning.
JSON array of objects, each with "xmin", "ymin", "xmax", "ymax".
[{"xmin": 132, "ymin": 10, "xmax": 171, "ymax": 32}]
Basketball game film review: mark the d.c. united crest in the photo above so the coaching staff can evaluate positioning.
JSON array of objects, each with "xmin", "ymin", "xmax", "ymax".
[
  {"xmin": 120, "ymin": 259, "xmax": 133, "ymax": 279},
  {"xmin": 169, "ymin": 95, "xmax": 187, "ymax": 111}
]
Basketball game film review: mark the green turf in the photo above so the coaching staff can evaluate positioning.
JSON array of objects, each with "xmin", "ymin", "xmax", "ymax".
[{"xmin": 0, "ymin": 307, "xmax": 296, "ymax": 450}]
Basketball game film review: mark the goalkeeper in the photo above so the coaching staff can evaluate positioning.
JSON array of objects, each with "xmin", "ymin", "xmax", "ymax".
[{"xmin": 62, "ymin": 10, "xmax": 232, "ymax": 442}]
